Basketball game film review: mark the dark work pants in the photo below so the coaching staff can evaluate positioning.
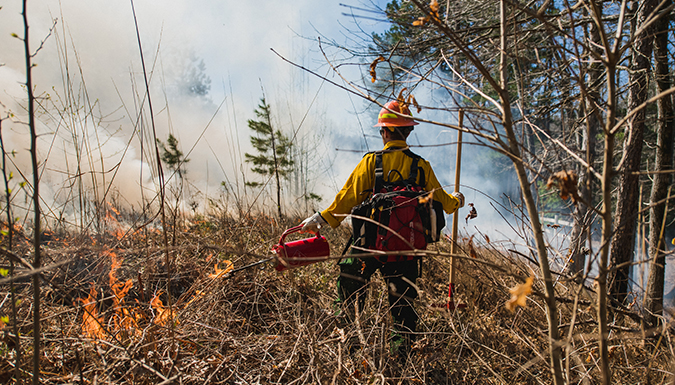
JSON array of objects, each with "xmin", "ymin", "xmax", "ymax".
[{"xmin": 337, "ymin": 256, "xmax": 419, "ymax": 337}]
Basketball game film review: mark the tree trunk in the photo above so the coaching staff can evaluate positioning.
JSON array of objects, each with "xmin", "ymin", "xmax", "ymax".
[
  {"xmin": 569, "ymin": 13, "xmax": 602, "ymax": 274},
  {"xmin": 644, "ymin": 2, "xmax": 674, "ymax": 330},
  {"xmin": 22, "ymin": 1, "xmax": 43, "ymax": 382},
  {"xmin": 268, "ymin": 126, "xmax": 282, "ymax": 219},
  {"xmin": 608, "ymin": 0, "xmax": 656, "ymax": 304},
  {"xmin": 497, "ymin": 1, "xmax": 564, "ymax": 382}
]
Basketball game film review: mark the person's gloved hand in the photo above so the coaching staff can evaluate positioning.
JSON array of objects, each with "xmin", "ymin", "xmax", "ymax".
[
  {"xmin": 452, "ymin": 191, "xmax": 465, "ymax": 208},
  {"xmin": 300, "ymin": 212, "xmax": 327, "ymax": 234}
]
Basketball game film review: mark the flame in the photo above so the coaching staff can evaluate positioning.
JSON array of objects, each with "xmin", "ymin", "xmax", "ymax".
[
  {"xmin": 0, "ymin": 222, "xmax": 25, "ymax": 236},
  {"xmin": 103, "ymin": 201, "xmax": 128, "ymax": 241},
  {"xmin": 104, "ymin": 201, "xmax": 121, "ymax": 223},
  {"xmin": 107, "ymin": 251, "xmax": 140, "ymax": 336},
  {"xmin": 185, "ymin": 290, "xmax": 206, "ymax": 307},
  {"xmin": 208, "ymin": 260, "xmax": 234, "ymax": 279},
  {"xmin": 114, "ymin": 228, "xmax": 125, "ymax": 240},
  {"xmin": 506, "ymin": 276, "xmax": 534, "ymax": 313},
  {"xmin": 78, "ymin": 286, "xmax": 106, "ymax": 342},
  {"xmin": 107, "ymin": 250, "xmax": 123, "ymax": 287},
  {"xmin": 151, "ymin": 293, "xmax": 177, "ymax": 327},
  {"xmin": 104, "ymin": 210, "xmax": 116, "ymax": 223},
  {"xmin": 106, "ymin": 201, "xmax": 121, "ymax": 216},
  {"xmin": 76, "ymin": 249, "xmax": 191, "ymax": 343},
  {"xmin": 111, "ymin": 277, "xmax": 135, "ymax": 332}
]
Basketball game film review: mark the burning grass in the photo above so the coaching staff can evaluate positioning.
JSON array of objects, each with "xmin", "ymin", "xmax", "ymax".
[{"xmin": 0, "ymin": 212, "xmax": 673, "ymax": 384}]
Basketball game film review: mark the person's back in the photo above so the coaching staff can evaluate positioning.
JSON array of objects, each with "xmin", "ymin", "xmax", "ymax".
[{"xmin": 299, "ymin": 99, "xmax": 465, "ymax": 359}]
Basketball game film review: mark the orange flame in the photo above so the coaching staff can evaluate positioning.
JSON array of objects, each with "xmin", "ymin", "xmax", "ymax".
[
  {"xmin": 77, "ymin": 249, "xmax": 189, "ymax": 343},
  {"xmin": 108, "ymin": 251, "xmax": 139, "ymax": 335},
  {"xmin": 104, "ymin": 201, "xmax": 121, "ymax": 223},
  {"xmin": 104, "ymin": 201, "xmax": 127, "ymax": 241},
  {"xmin": 106, "ymin": 201, "xmax": 121, "ymax": 216},
  {"xmin": 185, "ymin": 290, "xmax": 206, "ymax": 307},
  {"xmin": 78, "ymin": 286, "xmax": 106, "ymax": 342},
  {"xmin": 111, "ymin": 278, "xmax": 135, "ymax": 332},
  {"xmin": 208, "ymin": 260, "xmax": 234, "ymax": 279},
  {"xmin": 114, "ymin": 228, "xmax": 125, "ymax": 240},
  {"xmin": 151, "ymin": 293, "xmax": 177, "ymax": 327}
]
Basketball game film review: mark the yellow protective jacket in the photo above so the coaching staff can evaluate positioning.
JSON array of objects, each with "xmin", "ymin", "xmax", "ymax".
[{"xmin": 321, "ymin": 140, "xmax": 461, "ymax": 228}]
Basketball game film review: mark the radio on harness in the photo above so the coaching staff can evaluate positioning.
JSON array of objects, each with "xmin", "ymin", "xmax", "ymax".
[{"xmin": 350, "ymin": 148, "xmax": 445, "ymax": 262}]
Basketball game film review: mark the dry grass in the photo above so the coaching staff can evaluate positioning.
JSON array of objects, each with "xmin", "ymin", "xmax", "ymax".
[{"xmin": 0, "ymin": 212, "xmax": 673, "ymax": 384}]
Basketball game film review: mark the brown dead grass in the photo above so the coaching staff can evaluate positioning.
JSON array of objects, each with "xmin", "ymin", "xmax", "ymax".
[{"xmin": 0, "ymin": 213, "xmax": 673, "ymax": 384}]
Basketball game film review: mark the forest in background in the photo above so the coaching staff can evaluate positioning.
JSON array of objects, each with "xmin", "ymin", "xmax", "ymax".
[{"xmin": 1, "ymin": 0, "xmax": 675, "ymax": 383}]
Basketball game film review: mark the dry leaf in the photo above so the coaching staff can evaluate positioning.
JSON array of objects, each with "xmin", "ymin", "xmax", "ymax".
[
  {"xmin": 410, "ymin": 94, "xmax": 421, "ymax": 113},
  {"xmin": 412, "ymin": 1, "xmax": 440, "ymax": 26},
  {"xmin": 485, "ymin": 235, "xmax": 490, "ymax": 243},
  {"xmin": 546, "ymin": 170, "xmax": 580, "ymax": 203},
  {"xmin": 331, "ymin": 327, "xmax": 347, "ymax": 343},
  {"xmin": 392, "ymin": 89, "xmax": 420, "ymax": 118},
  {"xmin": 506, "ymin": 275, "xmax": 534, "ymax": 312},
  {"xmin": 369, "ymin": 56, "xmax": 386, "ymax": 83},
  {"xmin": 467, "ymin": 234, "xmax": 477, "ymax": 259},
  {"xmin": 413, "ymin": 16, "xmax": 429, "ymax": 26},
  {"xmin": 418, "ymin": 191, "xmax": 433, "ymax": 204},
  {"xmin": 465, "ymin": 203, "xmax": 477, "ymax": 223},
  {"xmin": 396, "ymin": 88, "xmax": 408, "ymax": 107}
]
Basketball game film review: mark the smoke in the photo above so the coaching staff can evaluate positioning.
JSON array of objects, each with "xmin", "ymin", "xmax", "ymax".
[
  {"xmin": 1, "ymin": 0, "xmax": 547, "ymax": 251},
  {"xmin": 0, "ymin": 0, "xmax": 367, "ymax": 222},
  {"xmin": 6, "ymin": 0, "xmax": 665, "ymax": 298}
]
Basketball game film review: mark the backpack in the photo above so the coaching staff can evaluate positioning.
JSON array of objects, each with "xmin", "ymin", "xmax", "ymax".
[{"xmin": 350, "ymin": 149, "xmax": 445, "ymax": 262}]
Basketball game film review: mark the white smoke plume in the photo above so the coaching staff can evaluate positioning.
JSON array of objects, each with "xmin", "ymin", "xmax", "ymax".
[
  {"xmin": 1, "ymin": 0, "xmax": 533, "ymax": 251},
  {"xmin": 0, "ymin": 0, "xmax": 364, "ymax": 226}
]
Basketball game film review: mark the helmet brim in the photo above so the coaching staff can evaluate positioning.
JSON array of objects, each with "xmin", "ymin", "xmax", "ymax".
[{"xmin": 373, "ymin": 120, "xmax": 419, "ymax": 127}]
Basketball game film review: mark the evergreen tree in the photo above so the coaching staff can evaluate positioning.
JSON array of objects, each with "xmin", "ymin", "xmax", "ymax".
[
  {"xmin": 244, "ymin": 97, "xmax": 294, "ymax": 218},
  {"xmin": 157, "ymin": 133, "xmax": 189, "ymax": 177},
  {"xmin": 157, "ymin": 133, "xmax": 190, "ymax": 245}
]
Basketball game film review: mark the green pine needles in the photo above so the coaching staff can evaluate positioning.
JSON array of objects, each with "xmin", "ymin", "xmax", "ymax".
[
  {"xmin": 244, "ymin": 97, "xmax": 294, "ymax": 218},
  {"xmin": 157, "ymin": 133, "xmax": 190, "ymax": 177}
]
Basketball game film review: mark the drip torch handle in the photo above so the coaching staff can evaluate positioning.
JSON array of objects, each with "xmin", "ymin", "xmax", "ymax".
[{"xmin": 279, "ymin": 225, "xmax": 321, "ymax": 245}]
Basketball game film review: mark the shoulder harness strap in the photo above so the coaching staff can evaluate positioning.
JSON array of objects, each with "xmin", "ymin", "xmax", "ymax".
[
  {"xmin": 373, "ymin": 148, "xmax": 426, "ymax": 191},
  {"xmin": 374, "ymin": 151, "xmax": 385, "ymax": 193},
  {"xmin": 402, "ymin": 149, "xmax": 423, "ymax": 186}
]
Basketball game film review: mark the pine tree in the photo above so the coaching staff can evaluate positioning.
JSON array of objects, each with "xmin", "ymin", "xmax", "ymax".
[
  {"xmin": 157, "ymin": 133, "xmax": 189, "ymax": 177},
  {"xmin": 157, "ymin": 133, "xmax": 190, "ymax": 245},
  {"xmin": 244, "ymin": 97, "xmax": 294, "ymax": 218}
]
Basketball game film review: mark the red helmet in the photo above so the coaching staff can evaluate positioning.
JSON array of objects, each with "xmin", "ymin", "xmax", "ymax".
[{"xmin": 373, "ymin": 100, "xmax": 419, "ymax": 128}]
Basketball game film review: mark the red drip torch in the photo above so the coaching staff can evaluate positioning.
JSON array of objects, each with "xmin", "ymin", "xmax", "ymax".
[{"xmin": 272, "ymin": 225, "xmax": 330, "ymax": 271}]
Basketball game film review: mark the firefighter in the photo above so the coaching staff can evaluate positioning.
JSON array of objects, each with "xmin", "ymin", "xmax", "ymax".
[{"xmin": 300, "ymin": 100, "xmax": 464, "ymax": 358}]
